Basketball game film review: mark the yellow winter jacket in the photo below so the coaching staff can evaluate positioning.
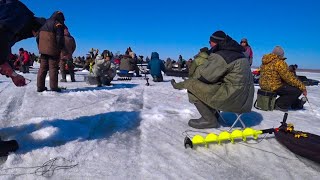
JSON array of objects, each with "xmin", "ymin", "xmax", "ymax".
[{"xmin": 259, "ymin": 53, "xmax": 306, "ymax": 92}]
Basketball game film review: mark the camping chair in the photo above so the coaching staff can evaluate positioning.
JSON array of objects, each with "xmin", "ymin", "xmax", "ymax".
[{"xmin": 217, "ymin": 111, "xmax": 246, "ymax": 132}]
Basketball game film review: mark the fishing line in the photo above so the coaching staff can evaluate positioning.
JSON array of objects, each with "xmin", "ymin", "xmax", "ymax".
[{"xmin": 0, "ymin": 157, "xmax": 78, "ymax": 177}]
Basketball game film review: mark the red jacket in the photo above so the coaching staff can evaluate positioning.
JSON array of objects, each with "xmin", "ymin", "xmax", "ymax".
[{"xmin": 20, "ymin": 51, "xmax": 30, "ymax": 64}]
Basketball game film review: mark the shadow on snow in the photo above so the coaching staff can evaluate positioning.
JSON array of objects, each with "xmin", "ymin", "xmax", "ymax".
[{"xmin": 0, "ymin": 111, "xmax": 141, "ymax": 154}]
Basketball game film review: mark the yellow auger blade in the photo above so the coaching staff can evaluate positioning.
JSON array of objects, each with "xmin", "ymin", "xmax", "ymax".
[
  {"xmin": 231, "ymin": 130, "xmax": 243, "ymax": 144},
  {"xmin": 218, "ymin": 131, "xmax": 231, "ymax": 145},
  {"xmin": 190, "ymin": 128, "xmax": 265, "ymax": 147},
  {"xmin": 192, "ymin": 135, "xmax": 205, "ymax": 145}
]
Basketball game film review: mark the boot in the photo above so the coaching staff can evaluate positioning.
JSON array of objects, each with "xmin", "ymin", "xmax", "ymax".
[
  {"xmin": 70, "ymin": 71, "xmax": 76, "ymax": 82},
  {"xmin": 188, "ymin": 101, "xmax": 219, "ymax": 129},
  {"xmin": 96, "ymin": 76, "xmax": 102, "ymax": 87},
  {"xmin": 37, "ymin": 87, "xmax": 48, "ymax": 92},
  {"xmin": 60, "ymin": 72, "xmax": 67, "ymax": 82}
]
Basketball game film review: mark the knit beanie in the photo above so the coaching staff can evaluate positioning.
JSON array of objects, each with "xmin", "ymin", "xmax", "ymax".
[
  {"xmin": 272, "ymin": 46, "xmax": 286, "ymax": 59},
  {"xmin": 210, "ymin": 30, "xmax": 227, "ymax": 43}
]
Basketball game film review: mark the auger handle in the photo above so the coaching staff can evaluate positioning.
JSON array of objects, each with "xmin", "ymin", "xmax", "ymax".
[{"xmin": 282, "ymin": 113, "xmax": 288, "ymax": 124}]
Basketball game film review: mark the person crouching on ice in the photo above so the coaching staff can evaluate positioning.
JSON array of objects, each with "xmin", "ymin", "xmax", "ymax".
[
  {"xmin": 93, "ymin": 50, "xmax": 114, "ymax": 87},
  {"xmin": 147, "ymin": 52, "xmax": 166, "ymax": 82}
]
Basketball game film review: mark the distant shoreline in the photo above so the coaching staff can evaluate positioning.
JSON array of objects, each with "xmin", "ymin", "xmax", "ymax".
[{"xmin": 251, "ymin": 67, "xmax": 320, "ymax": 73}]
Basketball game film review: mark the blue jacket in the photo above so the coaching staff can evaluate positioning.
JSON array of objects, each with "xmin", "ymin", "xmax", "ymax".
[
  {"xmin": 147, "ymin": 52, "xmax": 166, "ymax": 78},
  {"xmin": 0, "ymin": 0, "xmax": 34, "ymax": 35}
]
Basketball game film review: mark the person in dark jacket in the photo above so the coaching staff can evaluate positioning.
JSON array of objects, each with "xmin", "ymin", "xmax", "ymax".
[
  {"xmin": 60, "ymin": 27, "xmax": 76, "ymax": 82},
  {"xmin": 37, "ymin": 11, "xmax": 65, "ymax": 92},
  {"xmin": 171, "ymin": 30, "xmax": 254, "ymax": 129},
  {"xmin": 147, "ymin": 52, "xmax": 166, "ymax": 82},
  {"xmin": 0, "ymin": 0, "xmax": 44, "ymax": 87},
  {"xmin": 0, "ymin": 0, "xmax": 45, "ymax": 157}
]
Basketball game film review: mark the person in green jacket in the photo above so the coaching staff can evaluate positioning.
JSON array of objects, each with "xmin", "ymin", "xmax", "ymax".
[
  {"xmin": 171, "ymin": 30, "xmax": 254, "ymax": 129},
  {"xmin": 188, "ymin": 47, "xmax": 209, "ymax": 78}
]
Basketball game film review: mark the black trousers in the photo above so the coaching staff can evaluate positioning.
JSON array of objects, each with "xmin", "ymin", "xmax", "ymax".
[{"xmin": 275, "ymin": 85, "xmax": 302, "ymax": 109}]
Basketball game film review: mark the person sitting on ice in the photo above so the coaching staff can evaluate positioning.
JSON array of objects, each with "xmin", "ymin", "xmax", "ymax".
[
  {"xmin": 147, "ymin": 52, "xmax": 166, "ymax": 82},
  {"xmin": 259, "ymin": 46, "xmax": 307, "ymax": 111},
  {"xmin": 171, "ymin": 30, "xmax": 254, "ymax": 129},
  {"xmin": 92, "ymin": 50, "xmax": 115, "ymax": 87}
]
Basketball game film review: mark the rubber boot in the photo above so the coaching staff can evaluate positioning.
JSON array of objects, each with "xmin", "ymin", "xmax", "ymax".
[{"xmin": 188, "ymin": 101, "xmax": 219, "ymax": 129}]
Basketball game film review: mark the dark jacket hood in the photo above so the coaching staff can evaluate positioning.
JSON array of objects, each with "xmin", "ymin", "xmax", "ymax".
[
  {"xmin": 210, "ymin": 35, "xmax": 245, "ymax": 53},
  {"xmin": 151, "ymin": 52, "xmax": 159, "ymax": 60},
  {"xmin": 208, "ymin": 36, "xmax": 246, "ymax": 64},
  {"xmin": 50, "ymin": 11, "xmax": 65, "ymax": 23}
]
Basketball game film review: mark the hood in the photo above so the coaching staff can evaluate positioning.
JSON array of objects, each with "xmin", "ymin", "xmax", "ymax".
[
  {"xmin": 217, "ymin": 35, "xmax": 245, "ymax": 53},
  {"xmin": 50, "ymin": 11, "xmax": 65, "ymax": 23},
  {"xmin": 151, "ymin": 52, "xmax": 159, "ymax": 60},
  {"xmin": 198, "ymin": 51, "xmax": 209, "ymax": 59},
  {"xmin": 262, "ymin": 53, "xmax": 283, "ymax": 65}
]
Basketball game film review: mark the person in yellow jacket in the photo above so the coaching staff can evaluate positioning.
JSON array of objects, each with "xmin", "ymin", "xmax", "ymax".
[{"xmin": 259, "ymin": 46, "xmax": 307, "ymax": 110}]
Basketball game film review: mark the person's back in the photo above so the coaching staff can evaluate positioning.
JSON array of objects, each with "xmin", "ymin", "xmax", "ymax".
[
  {"xmin": 38, "ymin": 11, "xmax": 65, "ymax": 58},
  {"xmin": 259, "ymin": 46, "xmax": 306, "ymax": 110},
  {"xmin": 37, "ymin": 11, "xmax": 65, "ymax": 92},
  {"xmin": 202, "ymin": 37, "xmax": 253, "ymax": 112},
  {"xmin": 120, "ymin": 54, "xmax": 135, "ymax": 71},
  {"xmin": 259, "ymin": 52, "xmax": 305, "ymax": 92},
  {"xmin": 148, "ymin": 52, "xmax": 165, "ymax": 82}
]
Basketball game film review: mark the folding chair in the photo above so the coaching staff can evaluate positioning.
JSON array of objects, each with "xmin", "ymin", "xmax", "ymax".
[{"xmin": 217, "ymin": 111, "xmax": 246, "ymax": 132}]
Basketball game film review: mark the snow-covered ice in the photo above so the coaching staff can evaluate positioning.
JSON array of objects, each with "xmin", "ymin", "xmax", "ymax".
[{"xmin": 0, "ymin": 63, "xmax": 319, "ymax": 179}]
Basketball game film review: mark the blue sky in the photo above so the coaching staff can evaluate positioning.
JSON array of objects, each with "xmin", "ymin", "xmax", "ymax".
[{"xmin": 12, "ymin": 0, "xmax": 320, "ymax": 69}]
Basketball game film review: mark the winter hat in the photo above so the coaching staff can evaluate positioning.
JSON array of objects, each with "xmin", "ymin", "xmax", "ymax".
[
  {"xmin": 241, "ymin": 38, "xmax": 248, "ymax": 43},
  {"xmin": 272, "ymin": 46, "xmax": 286, "ymax": 59},
  {"xmin": 210, "ymin": 30, "xmax": 227, "ymax": 43},
  {"xmin": 102, "ymin": 50, "xmax": 112, "ymax": 58}
]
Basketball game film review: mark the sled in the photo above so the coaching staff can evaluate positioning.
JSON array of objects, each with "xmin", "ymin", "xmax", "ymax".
[
  {"xmin": 116, "ymin": 70, "xmax": 135, "ymax": 77},
  {"xmin": 165, "ymin": 69, "xmax": 188, "ymax": 77}
]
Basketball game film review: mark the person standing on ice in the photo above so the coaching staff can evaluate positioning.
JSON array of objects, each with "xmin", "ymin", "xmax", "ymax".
[
  {"xmin": 37, "ymin": 11, "xmax": 66, "ymax": 92},
  {"xmin": 60, "ymin": 27, "xmax": 76, "ymax": 82},
  {"xmin": 240, "ymin": 38, "xmax": 253, "ymax": 66},
  {"xmin": 0, "ymin": 0, "xmax": 44, "ymax": 87},
  {"xmin": 259, "ymin": 46, "xmax": 307, "ymax": 110},
  {"xmin": 171, "ymin": 30, "xmax": 254, "ymax": 129}
]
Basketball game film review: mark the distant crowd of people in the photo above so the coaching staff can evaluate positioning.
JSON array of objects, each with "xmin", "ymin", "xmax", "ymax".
[{"xmin": 0, "ymin": 0, "xmax": 308, "ymax": 134}]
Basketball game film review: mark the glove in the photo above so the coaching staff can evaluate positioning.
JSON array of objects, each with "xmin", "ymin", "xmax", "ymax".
[
  {"xmin": 171, "ymin": 79, "xmax": 185, "ymax": 90},
  {"xmin": 0, "ymin": 62, "xmax": 26, "ymax": 87},
  {"xmin": 11, "ymin": 73, "xmax": 27, "ymax": 86}
]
